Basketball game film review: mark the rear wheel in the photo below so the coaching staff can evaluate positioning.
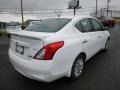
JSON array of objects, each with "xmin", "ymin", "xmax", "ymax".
[
  {"xmin": 70, "ymin": 55, "xmax": 84, "ymax": 80},
  {"xmin": 110, "ymin": 24, "xmax": 114, "ymax": 28}
]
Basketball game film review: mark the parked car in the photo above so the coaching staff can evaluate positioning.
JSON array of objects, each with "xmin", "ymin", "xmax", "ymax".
[
  {"xmin": 7, "ymin": 25, "xmax": 22, "ymax": 37},
  {"xmin": 29, "ymin": 21, "xmax": 42, "ymax": 26},
  {"xmin": 8, "ymin": 16, "xmax": 110, "ymax": 82},
  {"xmin": 101, "ymin": 17, "xmax": 116, "ymax": 27},
  {"xmin": 21, "ymin": 20, "xmax": 42, "ymax": 30}
]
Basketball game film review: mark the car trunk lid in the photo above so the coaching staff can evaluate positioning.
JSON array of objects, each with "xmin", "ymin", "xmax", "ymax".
[{"xmin": 10, "ymin": 31, "xmax": 54, "ymax": 60}]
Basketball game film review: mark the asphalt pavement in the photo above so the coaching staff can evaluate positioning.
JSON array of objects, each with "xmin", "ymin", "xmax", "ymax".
[{"xmin": 0, "ymin": 25, "xmax": 120, "ymax": 90}]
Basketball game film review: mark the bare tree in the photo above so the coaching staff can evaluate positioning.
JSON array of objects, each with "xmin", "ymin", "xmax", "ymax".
[{"xmin": 54, "ymin": 10, "xmax": 62, "ymax": 17}]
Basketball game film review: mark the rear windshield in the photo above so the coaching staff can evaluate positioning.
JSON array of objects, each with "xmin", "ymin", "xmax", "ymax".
[{"xmin": 25, "ymin": 18, "xmax": 71, "ymax": 32}]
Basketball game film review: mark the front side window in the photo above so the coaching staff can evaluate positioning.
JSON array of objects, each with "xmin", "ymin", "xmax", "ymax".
[
  {"xmin": 90, "ymin": 19, "xmax": 103, "ymax": 31},
  {"xmin": 25, "ymin": 18, "xmax": 71, "ymax": 33},
  {"xmin": 80, "ymin": 19, "xmax": 92, "ymax": 32}
]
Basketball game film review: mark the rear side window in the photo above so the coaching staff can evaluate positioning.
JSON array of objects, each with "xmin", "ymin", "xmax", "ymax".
[
  {"xmin": 26, "ymin": 18, "xmax": 71, "ymax": 32},
  {"xmin": 80, "ymin": 19, "xmax": 92, "ymax": 32},
  {"xmin": 75, "ymin": 21, "xmax": 83, "ymax": 32},
  {"xmin": 90, "ymin": 18, "xmax": 103, "ymax": 31}
]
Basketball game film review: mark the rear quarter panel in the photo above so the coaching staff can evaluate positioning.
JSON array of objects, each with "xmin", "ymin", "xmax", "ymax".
[{"xmin": 44, "ymin": 32, "xmax": 85, "ymax": 77}]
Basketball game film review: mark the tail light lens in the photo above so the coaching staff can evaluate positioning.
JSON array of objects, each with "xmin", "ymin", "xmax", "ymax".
[{"xmin": 34, "ymin": 41, "xmax": 64, "ymax": 60}]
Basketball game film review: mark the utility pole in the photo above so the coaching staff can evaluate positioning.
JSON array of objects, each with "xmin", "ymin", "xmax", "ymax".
[
  {"xmin": 74, "ymin": 0, "xmax": 79, "ymax": 15},
  {"xmin": 74, "ymin": 7, "xmax": 76, "ymax": 15},
  {"xmin": 107, "ymin": 0, "xmax": 110, "ymax": 17},
  {"xmin": 101, "ymin": 8, "xmax": 103, "ymax": 17},
  {"xmin": 20, "ymin": 0, "xmax": 24, "ymax": 24},
  {"xmin": 111, "ymin": 10, "xmax": 112, "ymax": 17},
  {"xmin": 68, "ymin": 0, "xmax": 81, "ymax": 15},
  {"xmin": 95, "ymin": 0, "xmax": 98, "ymax": 17}
]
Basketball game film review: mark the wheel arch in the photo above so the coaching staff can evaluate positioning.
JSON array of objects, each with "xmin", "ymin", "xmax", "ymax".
[
  {"xmin": 66, "ymin": 52, "xmax": 87, "ymax": 77},
  {"xmin": 108, "ymin": 36, "xmax": 110, "ymax": 41},
  {"xmin": 69, "ymin": 52, "xmax": 86, "ymax": 78},
  {"xmin": 77, "ymin": 52, "xmax": 86, "ymax": 62},
  {"xmin": 72, "ymin": 52, "xmax": 87, "ymax": 69}
]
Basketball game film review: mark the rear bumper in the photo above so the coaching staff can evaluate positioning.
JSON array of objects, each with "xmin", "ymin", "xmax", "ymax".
[{"xmin": 8, "ymin": 49, "xmax": 61, "ymax": 82}]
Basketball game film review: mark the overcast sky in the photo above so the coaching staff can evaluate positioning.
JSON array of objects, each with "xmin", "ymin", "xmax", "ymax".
[
  {"xmin": 0, "ymin": 0, "xmax": 107, "ymax": 10},
  {"xmin": 0, "ymin": 0, "xmax": 119, "ymax": 22}
]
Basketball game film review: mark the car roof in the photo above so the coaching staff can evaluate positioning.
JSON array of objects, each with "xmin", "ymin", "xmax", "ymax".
[{"xmin": 44, "ymin": 15, "xmax": 96, "ymax": 21}]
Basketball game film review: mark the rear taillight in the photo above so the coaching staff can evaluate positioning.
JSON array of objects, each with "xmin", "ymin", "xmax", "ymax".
[{"xmin": 34, "ymin": 41, "xmax": 64, "ymax": 60}]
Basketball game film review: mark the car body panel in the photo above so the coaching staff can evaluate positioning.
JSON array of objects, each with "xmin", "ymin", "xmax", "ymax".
[{"xmin": 8, "ymin": 16, "xmax": 110, "ymax": 82}]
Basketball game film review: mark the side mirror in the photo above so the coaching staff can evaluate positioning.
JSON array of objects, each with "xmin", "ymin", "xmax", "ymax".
[{"xmin": 103, "ymin": 27, "xmax": 109, "ymax": 30}]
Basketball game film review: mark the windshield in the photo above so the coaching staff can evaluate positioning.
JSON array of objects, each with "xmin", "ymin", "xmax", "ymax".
[{"xmin": 26, "ymin": 18, "xmax": 71, "ymax": 32}]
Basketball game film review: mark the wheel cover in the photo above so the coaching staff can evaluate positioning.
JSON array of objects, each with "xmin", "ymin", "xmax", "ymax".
[{"xmin": 74, "ymin": 58, "xmax": 84, "ymax": 77}]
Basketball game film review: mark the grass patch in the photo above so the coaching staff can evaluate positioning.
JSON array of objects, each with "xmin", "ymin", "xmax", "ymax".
[
  {"xmin": 113, "ymin": 17, "xmax": 120, "ymax": 23},
  {"xmin": 0, "ymin": 31, "xmax": 7, "ymax": 37},
  {"xmin": 115, "ymin": 20, "xmax": 120, "ymax": 24},
  {"xmin": 113, "ymin": 17, "xmax": 120, "ymax": 20}
]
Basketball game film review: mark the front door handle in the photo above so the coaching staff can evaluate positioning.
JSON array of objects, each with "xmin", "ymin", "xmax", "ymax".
[
  {"xmin": 83, "ymin": 40, "xmax": 88, "ymax": 44},
  {"xmin": 98, "ymin": 36, "xmax": 102, "ymax": 38}
]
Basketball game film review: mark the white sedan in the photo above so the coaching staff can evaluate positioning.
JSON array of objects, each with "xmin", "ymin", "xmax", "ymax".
[{"xmin": 8, "ymin": 16, "xmax": 110, "ymax": 82}]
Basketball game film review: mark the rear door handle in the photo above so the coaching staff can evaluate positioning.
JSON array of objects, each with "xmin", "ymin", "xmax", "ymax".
[{"xmin": 83, "ymin": 40, "xmax": 88, "ymax": 44}]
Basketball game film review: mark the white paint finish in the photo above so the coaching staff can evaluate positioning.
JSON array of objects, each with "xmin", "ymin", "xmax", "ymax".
[{"xmin": 8, "ymin": 16, "xmax": 110, "ymax": 82}]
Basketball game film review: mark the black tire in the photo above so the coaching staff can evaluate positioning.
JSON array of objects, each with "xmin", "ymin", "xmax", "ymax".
[
  {"xmin": 110, "ymin": 24, "xmax": 114, "ymax": 28},
  {"xmin": 70, "ymin": 55, "xmax": 84, "ymax": 80},
  {"xmin": 103, "ymin": 39, "xmax": 110, "ymax": 51}
]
